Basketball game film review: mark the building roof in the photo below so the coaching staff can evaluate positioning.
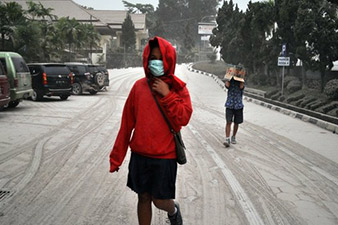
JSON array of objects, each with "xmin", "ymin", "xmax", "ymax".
[
  {"xmin": 2, "ymin": 0, "xmax": 98, "ymax": 22},
  {"xmin": 2, "ymin": 0, "xmax": 146, "ymax": 31},
  {"xmin": 87, "ymin": 10, "xmax": 146, "ymax": 30}
]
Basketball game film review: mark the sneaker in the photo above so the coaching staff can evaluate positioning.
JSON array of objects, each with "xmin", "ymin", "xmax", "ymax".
[
  {"xmin": 223, "ymin": 138, "xmax": 230, "ymax": 148},
  {"xmin": 168, "ymin": 202, "xmax": 183, "ymax": 225},
  {"xmin": 231, "ymin": 136, "xmax": 237, "ymax": 144}
]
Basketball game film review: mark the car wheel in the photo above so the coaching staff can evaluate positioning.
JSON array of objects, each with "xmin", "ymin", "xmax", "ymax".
[
  {"xmin": 72, "ymin": 82, "xmax": 82, "ymax": 95},
  {"xmin": 60, "ymin": 95, "xmax": 69, "ymax": 100},
  {"xmin": 31, "ymin": 89, "xmax": 42, "ymax": 101},
  {"xmin": 7, "ymin": 100, "xmax": 19, "ymax": 108},
  {"xmin": 95, "ymin": 73, "xmax": 105, "ymax": 87}
]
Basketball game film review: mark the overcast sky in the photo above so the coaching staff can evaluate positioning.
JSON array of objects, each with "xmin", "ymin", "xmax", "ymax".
[{"xmin": 73, "ymin": 0, "xmax": 259, "ymax": 12}]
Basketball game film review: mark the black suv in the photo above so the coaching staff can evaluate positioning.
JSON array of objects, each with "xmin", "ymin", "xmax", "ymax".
[
  {"xmin": 88, "ymin": 64, "xmax": 109, "ymax": 88},
  {"xmin": 27, "ymin": 63, "xmax": 73, "ymax": 101},
  {"xmin": 65, "ymin": 63, "xmax": 106, "ymax": 95}
]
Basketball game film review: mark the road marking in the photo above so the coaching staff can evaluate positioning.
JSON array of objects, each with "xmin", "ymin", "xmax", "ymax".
[{"xmin": 188, "ymin": 124, "xmax": 265, "ymax": 225}]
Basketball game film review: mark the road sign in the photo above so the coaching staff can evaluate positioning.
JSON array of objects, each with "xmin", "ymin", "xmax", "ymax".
[
  {"xmin": 278, "ymin": 57, "xmax": 290, "ymax": 66},
  {"xmin": 281, "ymin": 43, "xmax": 286, "ymax": 56},
  {"xmin": 198, "ymin": 23, "xmax": 215, "ymax": 35}
]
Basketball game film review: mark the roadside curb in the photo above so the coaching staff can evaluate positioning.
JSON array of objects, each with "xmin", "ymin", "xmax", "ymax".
[{"xmin": 187, "ymin": 64, "xmax": 338, "ymax": 134}]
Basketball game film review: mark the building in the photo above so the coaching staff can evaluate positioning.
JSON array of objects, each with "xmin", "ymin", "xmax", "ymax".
[{"xmin": 2, "ymin": 0, "xmax": 148, "ymax": 64}]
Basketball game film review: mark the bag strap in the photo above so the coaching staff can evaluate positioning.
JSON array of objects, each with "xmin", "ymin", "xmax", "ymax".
[{"xmin": 147, "ymin": 79, "xmax": 176, "ymax": 134}]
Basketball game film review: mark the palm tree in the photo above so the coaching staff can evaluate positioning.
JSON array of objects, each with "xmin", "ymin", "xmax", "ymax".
[
  {"xmin": 55, "ymin": 17, "xmax": 82, "ymax": 61},
  {"xmin": 0, "ymin": 2, "xmax": 26, "ymax": 50}
]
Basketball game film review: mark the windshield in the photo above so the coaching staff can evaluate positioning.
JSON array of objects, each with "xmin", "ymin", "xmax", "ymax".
[{"xmin": 11, "ymin": 57, "xmax": 29, "ymax": 73}]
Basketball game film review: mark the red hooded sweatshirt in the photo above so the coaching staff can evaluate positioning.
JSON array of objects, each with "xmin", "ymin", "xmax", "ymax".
[{"xmin": 109, "ymin": 37, "xmax": 193, "ymax": 173}]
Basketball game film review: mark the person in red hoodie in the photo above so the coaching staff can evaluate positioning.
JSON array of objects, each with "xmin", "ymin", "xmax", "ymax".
[{"xmin": 109, "ymin": 36, "xmax": 192, "ymax": 225}]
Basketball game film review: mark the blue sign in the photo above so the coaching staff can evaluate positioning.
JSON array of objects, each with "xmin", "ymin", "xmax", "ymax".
[{"xmin": 281, "ymin": 43, "xmax": 287, "ymax": 56}]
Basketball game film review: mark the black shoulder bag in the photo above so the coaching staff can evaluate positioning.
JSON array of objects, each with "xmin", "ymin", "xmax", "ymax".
[{"xmin": 147, "ymin": 79, "xmax": 187, "ymax": 165}]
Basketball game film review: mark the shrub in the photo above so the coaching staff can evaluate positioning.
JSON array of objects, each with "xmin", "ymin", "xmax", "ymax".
[
  {"xmin": 286, "ymin": 80, "xmax": 302, "ymax": 94},
  {"xmin": 266, "ymin": 89, "xmax": 279, "ymax": 98},
  {"xmin": 299, "ymin": 97, "xmax": 316, "ymax": 108},
  {"xmin": 286, "ymin": 93, "xmax": 305, "ymax": 103},
  {"xmin": 324, "ymin": 79, "xmax": 338, "ymax": 100},
  {"xmin": 321, "ymin": 102, "xmax": 338, "ymax": 113},
  {"xmin": 284, "ymin": 76, "xmax": 298, "ymax": 87},
  {"xmin": 308, "ymin": 100, "xmax": 329, "ymax": 110},
  {"xmin": 306, "ymin": 79, "xmax": 321, "ymax": 90},
  {"xmin": 278, "ymin": 95, "xmax": 286, "ymax": 101},
  {"xmin": 257, "ymin": 73, "xmax": 268, "ymax": 86},
  {"xmin": 271, "ymin": 92, "xmax": 281, "ymax": 100}
]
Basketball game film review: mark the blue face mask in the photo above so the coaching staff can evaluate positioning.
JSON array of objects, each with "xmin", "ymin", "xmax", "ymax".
[{"xmin": 148, "ymin": 60, "xmax": 164, "ymax": 77}]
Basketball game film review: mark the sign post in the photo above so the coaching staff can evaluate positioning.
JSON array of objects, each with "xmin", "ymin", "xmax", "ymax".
[{"xmin": 278, "ymin": 44, "xmax": 290, "ymax": 95}]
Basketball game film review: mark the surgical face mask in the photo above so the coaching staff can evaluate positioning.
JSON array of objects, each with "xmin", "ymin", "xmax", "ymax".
[{"xmin": 148, "ymin": 60, "xmax": 164, "ymax": 77}]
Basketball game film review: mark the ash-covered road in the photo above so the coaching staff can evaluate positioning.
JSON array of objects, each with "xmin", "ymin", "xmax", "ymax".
[{"xmin": 0, "ymin": 65, "xmax": 337, "ymax": 225}]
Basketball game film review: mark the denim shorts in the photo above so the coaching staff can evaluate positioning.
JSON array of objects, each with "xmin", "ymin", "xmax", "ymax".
[
  {"xmin": 226, "ymin": 107, "xmax": 243, "ymax": 124},
  {"xmin": 127, "ymin": 152, "xmax": 177, "ymax": 199}
]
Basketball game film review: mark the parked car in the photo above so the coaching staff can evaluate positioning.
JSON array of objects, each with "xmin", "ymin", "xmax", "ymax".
[
  {"xmin": 27, "ymin": 63, "xmax": 73, "ymax": 101},
  {"xmin": 65, "ymin": 63, "xmax": 104, "ymax": 95},
  {"xmin": 0, "ymin": 52, "xmax": 33, "ymax": 108},
  {"xmin": 88, "ymin": 64, "xmax": 109, "ymax": 88},
  {"xmin": 0, "ymin": 62, "xmax": 10, "ymax": 110}
]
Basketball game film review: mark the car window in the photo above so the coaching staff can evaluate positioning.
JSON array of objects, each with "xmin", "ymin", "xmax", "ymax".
[
  {"xmin": 0, "ymin": 62, "xmax": 5, "ymax": 75},
  {"xmin": 67, "ymin": 65, "xmax": 87, "ymax": 75},
  {"xmin": 28, "ymin": 66, "xmax": 40, "ymax": 75},
  {"xmin": 88, "ymin": 66, "xmax": 99, "ymax": 73},
  {"xmin": 0, "ymin": 58, "xmax": 7, "ymax": 74},
  {"xmin": 44, "ymin": 66, "xmax": 70, "ymax": 75},
  {"xmin": 11, "ymin": 57, "xmax": 29, "ymax": 73}
]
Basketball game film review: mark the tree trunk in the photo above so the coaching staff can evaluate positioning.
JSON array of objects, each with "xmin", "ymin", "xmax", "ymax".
[
  {"xmin": 301, "ymin": 65, "xmax": 306, "ymax": 89},
  {"xmin": 320, "ymin": 68, "xmax": 326, "ymax": 93}
]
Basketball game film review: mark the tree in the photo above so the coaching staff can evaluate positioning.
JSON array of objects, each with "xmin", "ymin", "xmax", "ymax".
[
  {"xmin": 155, "ymin": 0, "xmax": 218, "ymax": 53},
  {"xmin": 294, "ymin": 0, "xmax": 338, "ymax": 92},
  {"xmin": 122, "ymin": 1, "xmax": 156, "ymax": 37},
  {"xmin": 210, "ymin": 1, "xmax": 245, "ymax": 65},
  {"xmin": 121, "ymin": 13, "xmax": 136, "ymax": 52},
  {"xmin": 25, "ymin": 0, "xmax": 57, "ymax": 61},
  {"xmin": 0, "ymin": 2, "xmax": 26, "ymax": 50}
]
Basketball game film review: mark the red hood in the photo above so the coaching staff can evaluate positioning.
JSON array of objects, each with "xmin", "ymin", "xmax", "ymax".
[{"xmin": 143, "ymin": 36, "xmax": 186, "ymax": 91}]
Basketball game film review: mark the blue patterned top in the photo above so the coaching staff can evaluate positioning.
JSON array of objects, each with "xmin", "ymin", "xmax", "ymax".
[{"xmin": 225, "ymin": 79, "xmax": 244, "ymax": 109}]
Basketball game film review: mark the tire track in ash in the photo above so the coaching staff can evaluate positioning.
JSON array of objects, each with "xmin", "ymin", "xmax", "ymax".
[
  {"xmin": 0, "ymin": 70, "xmax": 141, "ymax": 225},
  {"xmin": 0, "ymin": 97, "xmax": 114, "ymax": 218},
  {"xmin": 0, "ymin": 98, "xmax": 106, "ymax": 164},
  {"xmin": 177, "ymin": 126, "xmax": 239, "ymax": 225},
  {"xmin": 194, "ymin": 103, "xmax": 337, "ymax": 224},
  {"xmin": 187, "ymin": 121, "xmax": 265, "ymax": 225},
  {"xmin": 188, "ymin": 103, "xmax": 298, "ymax": 225}
]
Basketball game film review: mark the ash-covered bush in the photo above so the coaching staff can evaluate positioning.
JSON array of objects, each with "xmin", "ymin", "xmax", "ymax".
[
  {"xmin": 324, "ymin": 79, "xmax": 338, "ymax": 100},
  {"xmin": 286, "ymin": 93, "xmax": 305, "ymax": 103},
  {"xmin": 286, "ymin": 80, "xmax": 302, "ymax": 93},
  {"xmin": 284, "ymin": 76, "xmax": 298, "ymax": 87}
]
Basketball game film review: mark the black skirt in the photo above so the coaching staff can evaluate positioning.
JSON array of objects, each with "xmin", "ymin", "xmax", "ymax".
[{"xmin": 127, "ymin": 152, "xmax": 177, "ymax": 199}]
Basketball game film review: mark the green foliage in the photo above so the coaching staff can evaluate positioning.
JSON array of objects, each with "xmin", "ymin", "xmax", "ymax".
[
  {"xmin": 0, "ymin": 2, "xmax": 100, "ymax": 62},
  {"xmin": 155, "ymin": 0, "xmax": 218, "ymax": 53},
  {"xmin": 121, "ymin": 13, "xmax": 136, "ymax": 53},
  {"xmin": 324, "ymin": 79, "xmax": 338, "ymax": 100},
  {"xmin": 286, "ymin": 79, "xmax": 302, "ymax": 94},
  {"xmin": 0, "ymin": 2, "xmax": 26, "ymax": 50},
  {"xmin": 286, "ymin": 93, "xmax": 305, "ymax": 103},
  {"xmin": 211, "ymin": 1, "xmax": 276, "ymax": 73},
  {"xmin": 294, "ymin": 0, "xmax": 338, "ymax": 91}
]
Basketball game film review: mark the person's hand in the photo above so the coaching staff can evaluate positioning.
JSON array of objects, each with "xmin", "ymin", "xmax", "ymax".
[{"xmin": 152, "ymin": 78, "xmax": 170, "ymax": 97}]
